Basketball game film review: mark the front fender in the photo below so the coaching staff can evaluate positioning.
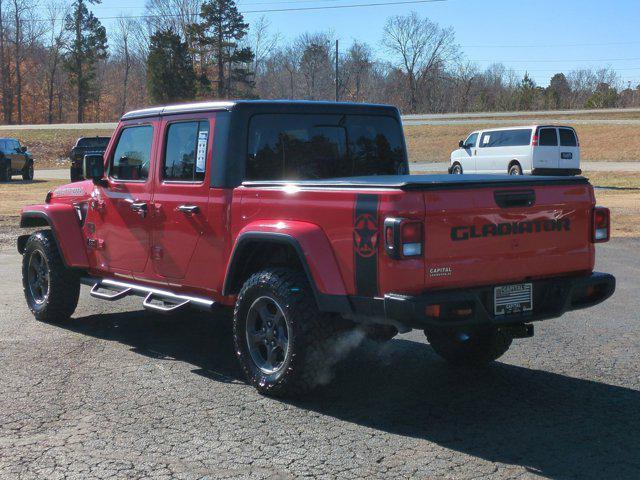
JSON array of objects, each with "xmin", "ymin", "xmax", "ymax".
[{"xmin": 20, "ymin": 204, "xmax": 89, "ymax": 268}]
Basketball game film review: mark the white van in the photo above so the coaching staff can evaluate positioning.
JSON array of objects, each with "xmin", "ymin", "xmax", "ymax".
[{"xmin": 449, "ymin": 126, "xmax": 581, "ymax": 175}]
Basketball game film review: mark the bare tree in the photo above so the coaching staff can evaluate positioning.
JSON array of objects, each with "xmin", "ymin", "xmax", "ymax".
[
  {"xmin": 248, "ymin": 15, "xmax": 279, "ymax": 76},
  {"xmin": 145, "ymin": 0, "xmax": 202, "ymax": 45},
  {"xmin": 382, "ymin": 11, "xmax": 458, "ymax": 112},
  {"xmin": 0, "ymin": 0, "xmax": 12, "ymax": 123},
  {"xmin": 115, "ymin": 15, "xmax": 137, "ymax": 115},
  {"xmin": 342, "ymin": 41, "xmax": 372, "ymax": 102},
  {"xmin": 44, "ymin": 0, "xmax": 69, "ymax": 123},
  {"xmin": 296, "ymin": 32, "xmax": 334, "ymax": 100}
]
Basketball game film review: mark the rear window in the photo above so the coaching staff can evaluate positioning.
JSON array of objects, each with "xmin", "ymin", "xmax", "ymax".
[
  {"xmin": 480, "ymin": 129, "xmax": 532, "ymax": 148},
  {"xmin": 559, "ymin": 128, "xmax": 578, "ymax": 147},
  {"xmin": 539, "ymin": 128, "xmax": 558, "ymax": 146},
  {"xmin": 246, "ymin": 114, "xmax": 407, "ymax": 180},
  {"xmin": 77, "ymin": 137, "xmax": 110, "ymax": 148}
]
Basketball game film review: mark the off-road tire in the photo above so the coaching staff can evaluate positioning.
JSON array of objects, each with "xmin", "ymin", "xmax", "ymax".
[
  {"xmin": 425, "ymin": 326, "xmax": 513, "ymax": 366},
  {"xmin": 233, "ymin": 268, "xmax": 346, "ymax": 397},
  {"xmin": 508, "ymin": 163, "xmax": 523, "ymax": 175},
  {"xmin": 451, "ymin": 162, "xmax": 463, "ymax": 174},
  {"xmin": 22, "ymin": 162, "xmax": 34, "ymax": 181},
  {"xmin": 0, "ymin": 160, "xmax": 10, "ymax": 182},
  {"xmin": 22, "ymin": 230, "xmax": 80, "ymax": 323}
]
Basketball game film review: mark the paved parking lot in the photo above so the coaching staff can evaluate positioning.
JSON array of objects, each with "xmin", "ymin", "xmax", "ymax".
[{"xmin": 1, "ymin": 239, "xmax": 639, "ymax": 479}]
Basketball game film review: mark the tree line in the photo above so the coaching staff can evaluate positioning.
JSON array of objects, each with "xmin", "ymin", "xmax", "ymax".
[{"xmin": 0, "ymin": 0, "xmax": 638, "ymax": 125}]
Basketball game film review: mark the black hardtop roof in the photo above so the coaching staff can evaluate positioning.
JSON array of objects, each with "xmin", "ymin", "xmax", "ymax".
[
  {"xmin": 243, "ymin": 174, "xmax": 589, "ymax": 191},
  {"xmin": 121, "ymin": 99, "xmax": 400, "ymax": 121}
]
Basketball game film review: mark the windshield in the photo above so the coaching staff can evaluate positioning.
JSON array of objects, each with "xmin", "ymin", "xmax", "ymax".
[
  {"xmin": 246, "ymin": 113, "xmax": 407, "ymax": 180},
  {"xmin": 77, "ymin": 137, "xmax": 110, "ymax": 148}
]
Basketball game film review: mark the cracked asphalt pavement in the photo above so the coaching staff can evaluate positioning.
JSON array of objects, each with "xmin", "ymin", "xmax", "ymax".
[{"xmin": 1, "ymin": 239, "xmax": 639, "ymax": 479}]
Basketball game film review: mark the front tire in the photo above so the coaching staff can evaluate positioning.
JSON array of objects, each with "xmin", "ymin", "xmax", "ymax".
[
  {"xmin": 233, "ymin": 268, "xmax": 344, "ymax": 397},
  {"xmin": 22, "ymin": 162, "xmax": 34, "ymax": 181},
  {"xmin": 508, "ymin": 163, "xmax": 523, "ymax": 175},
  {"xmin": 451, "ymin": 163, "xmax": 463, "ymax": 174},
  {"xmin": 425, "ymin": 326, "xmax": 512, "ymax": 366},
  {"xmin": 22, "ymin": 230, "xmax": 80, "ymax": 323}
]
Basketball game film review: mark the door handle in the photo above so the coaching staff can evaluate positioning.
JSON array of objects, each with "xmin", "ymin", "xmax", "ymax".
[
  {"xmin": 130, "ymin": 201, "xmax": 148, "ymax": 218},
  {"xmin": 177, "ymin": 204, "xmax": 200, "ymax": 215}
]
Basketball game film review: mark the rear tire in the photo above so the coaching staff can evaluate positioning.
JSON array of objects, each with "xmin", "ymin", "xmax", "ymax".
[
  {"xmin": 508, "ymin": 163, "xmax": 523, "ymax": 175},
  {"xmin": 22, "ymin": 230, "xmax": 80, "ymax": 323},
  {"xmin": 233, "ymin": 268, "xmax": 346, "ymax": 397},
  {"xmin": 451, "ymin": 163, "xmax": 463, "ymax": 174},
  {"xmin": 22, "ymin": 162, "xmax": 34, "ymax": 181},
  {"xmin": 425, "ymin": 326, "xmax": 512, "ymax": 366}
]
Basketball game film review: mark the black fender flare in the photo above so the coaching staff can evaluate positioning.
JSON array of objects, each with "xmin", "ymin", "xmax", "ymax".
[{"xmin": 222, "ymin": 232, "xmax": 351, "ymax": 314}]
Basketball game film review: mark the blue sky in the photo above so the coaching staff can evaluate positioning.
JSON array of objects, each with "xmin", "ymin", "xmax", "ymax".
[{"xmin": 91, "ymin": 0, "xmax": 640, "ymax": 87}]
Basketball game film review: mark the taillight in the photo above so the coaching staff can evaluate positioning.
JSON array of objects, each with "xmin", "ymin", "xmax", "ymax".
[
  {"xmin": 531, "ymin": 134, "xmax": 538, "ymax": 146},
  {"xmin": 401, "ymin": 221, "xmax": 423, "ymax": 256},
  {"xmin": 592, "ymin": 206, "xmax": 610, "ymax": 243},
  {"xmin": 384, "ymin": 218, "xmax": 424, "ymax": 258}
]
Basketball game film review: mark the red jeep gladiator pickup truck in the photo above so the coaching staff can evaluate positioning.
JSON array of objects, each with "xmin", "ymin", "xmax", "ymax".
[{"xmin": 18, "ymin": 100, "xmax": 615, "ymax": 396}]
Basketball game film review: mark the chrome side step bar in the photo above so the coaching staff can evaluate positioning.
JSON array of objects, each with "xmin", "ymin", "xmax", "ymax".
[{"xmin": 83, "ymin": 277, "xmax": 216, "ymax": 313}]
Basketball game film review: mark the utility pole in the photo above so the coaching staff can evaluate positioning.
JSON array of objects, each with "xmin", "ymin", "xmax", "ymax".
[{"xmin": 335, "ymin": 39, "xmax": 339, "ymax": 102}]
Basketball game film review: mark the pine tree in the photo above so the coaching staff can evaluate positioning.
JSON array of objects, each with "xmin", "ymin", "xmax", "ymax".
[
  {"xmin": 63, "ymin": 0, "xmax": 108, "ymax": 122},
  {"xmin": 189, "ymin": 0, "xmax": 254, "ymax": 98},
  {"xmin": 147, "ymin": 30, "xmax": 196, "ymax": 104}
]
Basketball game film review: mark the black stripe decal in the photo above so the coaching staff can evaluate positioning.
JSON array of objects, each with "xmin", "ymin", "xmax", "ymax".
[{"xmin": 353, "ymin": 193, "xmax": 379, "ymax": 297}]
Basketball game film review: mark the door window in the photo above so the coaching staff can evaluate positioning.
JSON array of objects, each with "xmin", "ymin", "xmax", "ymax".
[
  {"xmin": 559, "ymin": 128, "xmax": 577, "ymax": 146},
  {"xmin": 465, "ymin": 133, "xmax": 478, "ymax": 147},
  {"xmin": 539, "ymin": 128, "xmax": 558, "ymax": 146},
  {"xmin": 480, "ymin": 129, "xmax": 531, "ymax": 147},
  {"xmin": 110, "ymin": 125, "xmax": 154, "ymax": 181},
  {"xmin": 163, "ymin": 121, "xmax": 209, "ymax": 182}
]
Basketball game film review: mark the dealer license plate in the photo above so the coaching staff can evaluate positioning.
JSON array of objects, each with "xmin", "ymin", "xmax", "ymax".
[{"xmin": 494, "ymin": 283, "xmax": 533, "ymax": 316}]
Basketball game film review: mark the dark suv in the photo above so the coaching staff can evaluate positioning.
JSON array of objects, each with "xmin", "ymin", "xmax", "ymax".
[
  {"xmin": 69, "ymin": 136, "xmax": 111, "ymax": 181},
  {"xmin": 0, "ymin": 137, "xmax": 33, "ymax": 182}
]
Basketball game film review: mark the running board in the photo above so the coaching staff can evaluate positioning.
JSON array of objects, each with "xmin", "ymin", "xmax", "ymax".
[{"xmin": 84, "ymin": 277, "xmax": 216, "ymax": 313}]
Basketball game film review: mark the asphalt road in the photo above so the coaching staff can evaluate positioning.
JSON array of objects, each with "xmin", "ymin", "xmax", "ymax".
[{"xmin": 1, "ymin": 239, "xmax": 639, "ymax": 479}]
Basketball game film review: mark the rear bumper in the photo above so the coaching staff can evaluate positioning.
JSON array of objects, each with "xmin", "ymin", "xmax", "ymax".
[
  {"xmin": 352, "ymin": 272, "xmax": 615, "ymax": 329},
  {"xmin": 532, "ymin": 168, "xmax": 581, "ymax": 176}
]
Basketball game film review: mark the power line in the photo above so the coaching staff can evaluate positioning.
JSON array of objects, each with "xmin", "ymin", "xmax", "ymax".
[
  {"xmin": 473, "ymin": 57, "xmax": 640, "ymax": 63},
  {"xmin": 28, "ymin": 0, "xmax": 446, "ymax": 22},
  {"xmin": 461, "ymin": 40, "xmax": 640, "ymax": 48}
]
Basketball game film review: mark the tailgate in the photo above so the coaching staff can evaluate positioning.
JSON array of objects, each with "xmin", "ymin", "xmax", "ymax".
[{"xmin": 424, "ymin": 183, "xmax": 594, "ymax": 290}]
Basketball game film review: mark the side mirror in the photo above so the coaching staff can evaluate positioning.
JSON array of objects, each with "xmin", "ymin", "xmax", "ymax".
[
  {"xmin": 459, "ymin": 140, "xmax": 464, "ymax": 148},
  {"xmin": 83, "ymin": 154, "xmax": 105, "ymax": 184},
  {"xmin": 20, "ymin": 146, "xmax": 27, "ymax": 153}
]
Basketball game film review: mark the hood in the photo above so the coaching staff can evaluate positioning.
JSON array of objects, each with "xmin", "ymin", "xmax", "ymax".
[{"xmin": 48, "ymin": 180, "xmax": 94, "ymax": 204}]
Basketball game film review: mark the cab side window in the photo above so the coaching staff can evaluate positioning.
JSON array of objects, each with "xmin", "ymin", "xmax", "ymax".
[
  {"xmin": 163, "ymin": 121, "xmax": 209, "ymax": 182},
  {"xmin": 110, "ymin": 125, "xmax": 154, "ymax": 181}
]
